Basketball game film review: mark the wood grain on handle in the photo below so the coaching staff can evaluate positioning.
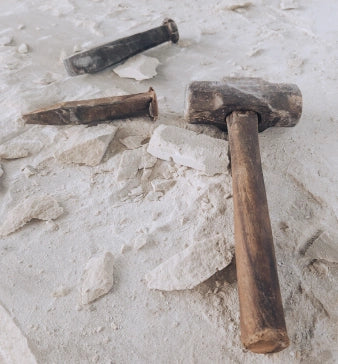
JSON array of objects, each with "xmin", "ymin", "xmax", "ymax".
[{"xmin": 226, "ymin": 111, "xmax": 289, "ymax": 354}]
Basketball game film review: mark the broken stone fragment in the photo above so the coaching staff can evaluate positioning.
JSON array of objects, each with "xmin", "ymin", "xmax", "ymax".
[
  {"xmin": 305, "ymin": 231, "xmax": 338, "ymax": 263},
  {"xmin": 0, "ymin": 35, "xmax": 13, "ymax": 46},
  {"xmin": 0, "ymin": 195, "xmax": 63, "ymax": 237},
  {"xmin": 134, "ymin": 233, "xmax": 153, "ymax": 250},
  {"xmin": 113, "ymin": 54, "xmax": 160, "ymax": 81},
  {"xmin": 0, "ymin": 303, "xmax": 37, "ymax": 364},
  {"xmin": 119, "ymin": 135, "xmax": 146, "ymax": 149},
  {"xmin": 220, "ymin": 1, "xmax": 252, "ymax": 11},
  {"xmin": 52, "ymin": 285, "xmax": 72, "ymax": 298},
  {"xmin": 0, "ymin": 126, "xmax": 58, "ymax": 160},
  {"xmin": 17, "ymin": 43, "xmax": 29, "ymax": 53},
  {"xmin": 147, "ymin": 124, "xmax": 229, "ymax": 176},
  {"xmin": 145, "ymin": 235, "xmax": 234, "ymax": 291},
  {"xmin": 117, "ymin": 145, "xmax": 157, "ymax": 181},
  {"xmin": 55, "ymin": 125, "xmax": 117, "ymax": 166},
  {"xmin": 81, "ymin": 252, "xmax": 114, "ymax": 305},
  {"xmin": 280, "ymin": 0, "xmax": 299, "ymax": 10},
  {"xmin": 151, "ymin": 178, "xmax": 175, "ymax": 192}
]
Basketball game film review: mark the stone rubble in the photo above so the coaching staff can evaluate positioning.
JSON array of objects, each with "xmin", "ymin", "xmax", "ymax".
[
  {"xmin": 81, "ymin": 252, "xmax": 114, "ymax": 305},
  {"xmin": 147, "ymin": 124, "xmax": 229, "ymax": 176}
]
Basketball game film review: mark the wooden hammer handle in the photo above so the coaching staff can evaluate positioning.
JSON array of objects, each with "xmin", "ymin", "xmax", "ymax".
[{"xmin": 227, "ymin": 111, "xmax": 289, "ymax": 354}]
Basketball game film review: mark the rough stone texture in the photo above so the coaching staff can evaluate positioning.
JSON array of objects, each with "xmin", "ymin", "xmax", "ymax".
[
  {"xmin": 145, "ymin": 235, "xmax": 234, "ymax": 290},
  {"xmin": 81, "ymin": 252, "xmax": 114, "ymax": 305},
  {"xmin": 113, "ymin": 54, "xmax": 160, "ymax": 81},
  {"xmin": 151, "ymin": 178, "xmax": 175, "ymax": 192},
  {"xmin": 0, "ymin": 35, "xmax": 13, "ymax": 46},
  {"xmin": 117, "ymin": 145, "xmax": 157, "ymax": 181},
  {"xmin": 222, "ymin": 1, "xmax": 253, "ymax": 11},
  {"xmin": 147, "ymin": 124, "xmax": 229, "ymax": 176},
  {"xmin": 134, "ymin": 233, "xmax": 153, "ymax": 250},
  {"xmin": 0, "ymin": 126, "xmax": 57, "ymax": 160},
  {"xmin": 280, "ymin": 0, "xmax": 299, "ymax": 10},
  {"xmin": 0, "ymin": 164, "xmax": 3, "ymax": 177},
  {"xmin": 305, "ymin": 231, "xmax": 338, "ymax": 263},
  {"xmin": 55, "ymin": 125, "xmax": 117, "ymax": 166},
  {"xmin": 119, "ymin": 135, "xmax": 146, "ymax": 150},
  {"xmin": 0, "ymin": 303, "xmax": 37, "ymax": 364},
  {"xmin": 0, "ymin": 195, "xmax": 63, "ymax": 237},
  {"xmin": 18, "ymin": 43, "xmax": 29, "ymax": 53}
]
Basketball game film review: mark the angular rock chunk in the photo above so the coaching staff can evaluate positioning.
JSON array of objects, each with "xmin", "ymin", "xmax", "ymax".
[
  {"xmin": 113, "ymin": 55, "xmax": 160, "ymax": 81},
  {"xmin": 117, "ymin": 145, "xmax": 157, "ymax": 181},
  {"xmin": 145, "ymin": 236, "xmax": 234, "ymax": 291},
  {"xmin": 55, "ymin": 125, "xmax": 117, "ymax": 166},
  {"xmin": 0, "ymin": 126, "xmax": 57, "ymax": 160},
  {"xmin": 280, "ymin": 0, "xmax": 299, "ymax": 10},
  {"xmin": 0, "ymin": 35, "xmax": 13, "ymax": 46},
  {"xmin": 0, "ymin": 195, "xmax": 63, "ymax": 237},
  {"xmin": 147, "ymin": 125, "xmax": 229, "ymax": 176},
  {"xmin": 223, "ymin": 1, "xmax": 252, "ymax": 11},
  {"xmin": 81, "ymin": 252, "xmax": 114, "ymax": 304},
  {"xmin": 18, "ymin": 43, "xmax": 29, "ymax": 53},
  {"xmin": 305, "ymin": 231, "xmax": 338, "ymax": 263},
  {"xmin": 0, "ymin": 303, "xmax": 37, "ymax": 364},
  {"xmin": 119, "ymin": 135, "xmax": 146, "ymax": 150}
]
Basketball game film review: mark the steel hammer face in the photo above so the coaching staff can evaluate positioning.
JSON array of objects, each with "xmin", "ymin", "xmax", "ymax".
[
  {"xmin": 185, "ymin": 78, "xmax": 302, "ymax": 133},
  {"xmin": 185, "ymin": 77, "xmax": 302, "ymax": 354}
]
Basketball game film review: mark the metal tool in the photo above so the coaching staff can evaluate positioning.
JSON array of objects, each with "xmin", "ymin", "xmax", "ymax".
[
  {"xmin": 23, "ymin": 88, "xmax": 158, "ymax": 125},
  {"xmin": 64, "ymin": 19, "xmax": 179, "ymax": 76}
]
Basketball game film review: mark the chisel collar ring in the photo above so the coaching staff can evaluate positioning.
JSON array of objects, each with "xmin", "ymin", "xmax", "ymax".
[{"xmin": 163, "ymin": 18, "xmax": 179, "ymax": 43}]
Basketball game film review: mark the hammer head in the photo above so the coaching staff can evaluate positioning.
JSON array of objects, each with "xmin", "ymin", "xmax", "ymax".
[{"xmin": 185, "ymin": 78, "xmax": 302, "ymax": 132}]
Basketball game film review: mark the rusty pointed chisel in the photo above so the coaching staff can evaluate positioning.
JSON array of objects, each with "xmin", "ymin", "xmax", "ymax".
[
  {"xmin": 22, "ymin": 88, "xmax": 158, "ymax": 125},
  {"xmin": 63, "ymin": 18, "xmax": 179, "ymax": 76}
]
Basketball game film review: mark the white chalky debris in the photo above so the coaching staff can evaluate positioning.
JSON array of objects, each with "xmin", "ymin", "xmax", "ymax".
[
  {"xmin": 52, "ymin": 285, "xmax": 71, "ymax": 298},
  {"xmin": 0, "ymin": 195, "xmax": 63, "ymax": 237},
  {"xmin": 151, "ymin": 178, "xmax": 175, "ymax": 192},
  {"xmin": 0, "ymin": 303, "xmax": 37, "ymax": 364},
  {"xmin": 0, "ymin": 35, "xmax": 13, "ymax": 46},
  {"xmin": 280, "ymin": 0, "xmax": 299, "ymax": 10},
  {"xmin": 35, "ymin": 72, "xmax": 60, "ymax": 85},
  {"xmin": 113, "ymin": 55, "xmax": 160, "ymax": 81},
  {"xmin": 73, "ymin": 44, "xmax": 82, "ymax": 53},
  {"xmin": 305, "ymin": 232, "xmax": 338, "ymax": 263},
  {"xmin": 117, "ymin": 145, "xmax": 157, "ymax": 181},
  {"xmin": 17, "ymin": 43, "xmax": 29, "ymax": 54},
  {"xmin": 119, "ymin": 135, "xmax": 146, "ymax": 149},
  {"xmin": 0, "ymin": 164, "xmax": 3, "ymax": 177},
  {"xmin": 39, "ymin": 1, "xmax": 74, "ymax": 16},
  {"xmin": 22, "ymin": 165, "xmax": 37, "ymax": 178},
  {"xmin": 145, "ymin": 236, "xmax": 234, "ymax": 290},
  {"xmin": 134, "ymin": 233, "xmax": 153, "ymax": 250},
  {"xmin": 56, "ymin": 125, "xmax": 117, "ymax": 166},
  {"xmin": 221, "ymin": 1, "xmax": 252, "ymax": 11},
  {"xmin": 81, "ymin": 252, "xmax": 114, "ymax": 305},
  {"xmin": 120, "ymin": 244, "xmax": 131, "ymax": 254},
  {"xmin": 147, "ymin": 125, "xmax": 229, "ymax": 176},
  {"xmin": 0, "ymin": 126, "xmax": 58, "ymax": 160}
]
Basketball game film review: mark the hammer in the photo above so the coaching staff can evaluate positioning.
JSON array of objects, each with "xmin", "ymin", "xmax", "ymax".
[{"xmin": 185, "ymin": 78, "xmax": 302, "ymax": 354}]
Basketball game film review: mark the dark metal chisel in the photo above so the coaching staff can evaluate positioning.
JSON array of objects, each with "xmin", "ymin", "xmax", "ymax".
[{"xmin": 63, "ymin": 18, "xmax": 179, "ymax": 76}]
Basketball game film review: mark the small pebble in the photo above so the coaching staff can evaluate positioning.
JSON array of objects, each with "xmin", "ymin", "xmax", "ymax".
[{"xmin": 18, "ymin": 43, "xmax": 29, "ymax": 54}]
